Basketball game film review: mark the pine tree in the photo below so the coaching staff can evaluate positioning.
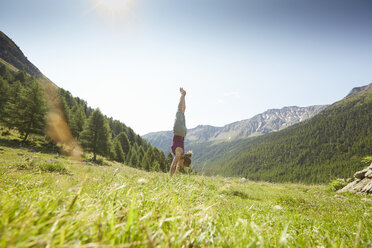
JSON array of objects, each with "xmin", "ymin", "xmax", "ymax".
[
  {"xmin": 70, "ymin": 106, "xmax": 86, "ymax": 139},
  {"xmin": 14, "ymin": 71, "xmax": 27, "ymax": 83},
  {"xmin": 21, "ymin": 80, "xmax": 47, "ymax": 141},
  {"xmin": 0, "ymin": 77, "xmax": 9, "ymax": 122},
  {"xmin": 166, "ymin": 152, "xmax": 173, "ymax": 172},
  {"xmin": 126, "ymin": 128, "xmax": 136, "ymax": 145},
  {"xmin": 142, "ymin": 151, "xmax": 151, "ymax": 171},
  {"xmin": 106, "ymin": 140, "xmax": 116, "ymax": 161},
  {"xmin": 116, "ymin": 132, "xmax": 131, "ymax": 155},
  {"xmin": 80, "ymin": 109, "xmax": 112, "ymax": 161},
  {"xmin": 108, "ymin": 118, "xmax": 127, "ymax": 137},
  {"xmin": 152, "ymin": 147, "xmax": 166, "ymax": 172},
  {"xmin": 135, "ymin": 134, "xmax": 144, "ymax": 146},
  {"xmin": 0, "ymin": 65, "xmax": 13, "ymax": 82},
  {"xmin": 60, "ymin": 98, "xmax": 72, "ymax": 127},
  {"xmin": 129, "ymin": 148, "xmax": 139, "ymax": 168},
  {"xmin": 137, "ymin": 146, "xmax": 145, "ymax": 165},
  {"xmin": 126, "ymin": 147, "xmax": 132, "ymax": 164},
  {"xmin": 114, "ymin": 139, "xmax": 125, "ymax": 163},
  {"xmin": 158, "ymin": 150, "xmax": 167, "ymax": 172},
  {"xmin": 3, "ymin": 81, "xmax": 22, "ymax": 128},
  {"xmin": 5, "ymin": 80, "xmax": 47, "ymax": 141},
  {"xmin": 152, "ymin": 161, "xmax": 160, "ymax": 171}
]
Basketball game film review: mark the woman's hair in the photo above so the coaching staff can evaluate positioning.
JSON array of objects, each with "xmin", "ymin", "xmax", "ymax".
[{"xmin": 182, "ymin": 151, "xmax": 193, "ymax": 167}]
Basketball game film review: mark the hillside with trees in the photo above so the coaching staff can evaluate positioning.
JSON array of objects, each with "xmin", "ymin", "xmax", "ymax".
[
  {"xmin": 57, "ymin": 86, "xmax": 169, "ymax": 171},
  {"xmin": 0, "ymin": 60, "xmax": 169, "ymax": 173},
  {"xmin": 0, "ymin": 69, "xmax": 47, "ymax": 141},
  {"xmin": 192, "ymin": 85, "xmax": 372, "ymax": 183}
]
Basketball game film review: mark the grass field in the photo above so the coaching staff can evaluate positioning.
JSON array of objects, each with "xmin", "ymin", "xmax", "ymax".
[{"xmin": 1, "ymin": 141, "xmax": 372, "ymax": 247}]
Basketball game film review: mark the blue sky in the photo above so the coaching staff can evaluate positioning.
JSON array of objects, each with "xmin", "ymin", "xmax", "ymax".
[{"xmin": 1, "ymin": 0, "xmax": 372, "ymax": 135}]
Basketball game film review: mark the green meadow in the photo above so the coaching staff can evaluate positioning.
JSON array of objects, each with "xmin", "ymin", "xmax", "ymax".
[{"xmin": 0, "ymin": 141, "xmax": 371, "ymax": 247}]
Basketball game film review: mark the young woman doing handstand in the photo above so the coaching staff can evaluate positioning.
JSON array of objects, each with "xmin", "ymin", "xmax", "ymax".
[{"xmin": 169, "ymin": 87, "xmax": 192, "ymax": 176}]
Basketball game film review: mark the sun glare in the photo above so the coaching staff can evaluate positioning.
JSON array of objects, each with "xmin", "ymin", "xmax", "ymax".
[{"xmin": 91, "ymin": 0, "xmax": 135, "ymax": 21}]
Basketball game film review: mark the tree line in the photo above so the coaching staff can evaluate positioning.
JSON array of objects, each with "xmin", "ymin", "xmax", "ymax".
[{"xmin": 0, "ymin": 65, "xmax": 173, "ymax": 172}]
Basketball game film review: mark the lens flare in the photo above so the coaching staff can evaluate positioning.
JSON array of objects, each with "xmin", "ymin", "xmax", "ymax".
[{"xmin": 39, "ymin": 76, "xmax": 83, "ymax": 161}]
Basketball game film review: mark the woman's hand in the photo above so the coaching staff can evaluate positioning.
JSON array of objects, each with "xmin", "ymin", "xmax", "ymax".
[{"xmin": 180, "ymin": 87, "xmax": 186, "ymax": 96}]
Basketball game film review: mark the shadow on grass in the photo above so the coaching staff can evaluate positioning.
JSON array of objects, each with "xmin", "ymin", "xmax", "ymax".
[
  {"xmin": 83, "ymin": 158, "xmax": 113, "ymax": 167},
  {"xmin": 220, "ymin": 189, "xmax": 262, "ymax": 201},
  {"xmin": 15, "ymin": 159, "xmax": 72, "ymax": 175},
  {"xmin": 0, "ymin": 137, "xmax": 59, "ymax": 154},
  {"xmin": 0, "ymin": 138, "xmax": 23, "ymax": 148}
]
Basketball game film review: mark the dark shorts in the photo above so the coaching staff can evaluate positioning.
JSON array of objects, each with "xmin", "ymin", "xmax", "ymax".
[{"xmin": 171, "ymin": 135, "xmax": 184, "ymax": 155}]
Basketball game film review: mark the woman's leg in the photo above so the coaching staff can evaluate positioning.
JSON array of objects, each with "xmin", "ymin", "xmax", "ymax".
[{"xmin": 178, "ymin": 88, "xmax": 186, "ymax": 113}]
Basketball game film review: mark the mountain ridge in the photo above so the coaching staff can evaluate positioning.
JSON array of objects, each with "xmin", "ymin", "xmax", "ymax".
[
  {"xmin": 0, "ymin": 31, "xmax": 42, "ymax": 77},
  {"xmin": 143, "ymin": 105, "xmax": 328, "ymax": 154},
  {"xmin": 346, "ymin": 82, "xmax": 372, "ymax": 98}
]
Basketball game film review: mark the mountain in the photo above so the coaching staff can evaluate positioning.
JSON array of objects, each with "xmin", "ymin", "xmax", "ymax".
[
  {"xmin": 143, "ymin": 105, "xmax": 327, "ymax": 154},
  {"xmin": 0, "ymin": 31, "xmax": 41, "ymax": 77},
  {"xmin": 345, "ymin": 82, "xmax": 372, "ymax": 97},
  {"xmin": 210, "ymin": 105, "xmax": 327, "ymax": 140},
  {"xmin": 0, "ymin": 31, "xmax": 57, "ymax": 90},
  {"xmin": 194, "ymin": 84, "xmax": 372, "ymax": 184}
]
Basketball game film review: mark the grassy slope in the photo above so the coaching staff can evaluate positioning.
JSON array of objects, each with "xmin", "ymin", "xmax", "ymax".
[{"xmin": 0, "ymin": 141, "xmax": 371, "ymax": 247}]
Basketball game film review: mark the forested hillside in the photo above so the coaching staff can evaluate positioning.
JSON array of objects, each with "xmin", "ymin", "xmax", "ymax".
[
  {"xmin": 0, "ymin": 64, "xmax": 170, "ymax": 172},
  {"xmin": 0, "ymin": 29, "xmax": 173, "ymax": 173},
  {"xmin": 194, "ymin": 85, "xmax": 372, "ymax": 183},
  {"xmin": 57, "ymin": 86, "xmax": 170, "ymax": 171}
]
